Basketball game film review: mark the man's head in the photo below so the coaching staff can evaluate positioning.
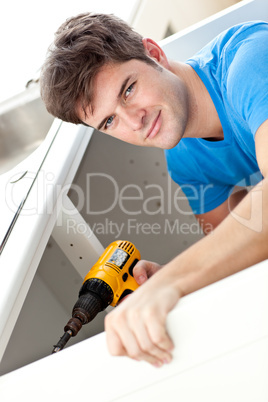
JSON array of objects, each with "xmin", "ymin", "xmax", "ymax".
[
  {"xmin": 40, "ymin": 12, "xmax": 156, "ymax": 125},
  {"xmin": 41, "ymin": 12, "xmax": 190, "ymax": 150}
]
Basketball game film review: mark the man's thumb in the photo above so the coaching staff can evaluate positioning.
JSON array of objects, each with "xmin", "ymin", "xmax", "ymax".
[{"xmin": 133, "ymin": 260, "xmax": 149, "ymax": 285}]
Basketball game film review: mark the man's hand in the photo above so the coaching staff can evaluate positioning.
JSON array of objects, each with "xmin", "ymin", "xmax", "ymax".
[
  {"xmin": 133, "ymin": 259, "xmax": 162, "ymax": 285},
  {"xmin": 104, "ymin": 262, "xmax": 179, "ymax": 367},
  {"xmin": 116, "ymin": 260, "xmax": 161, "ymax": 304}
]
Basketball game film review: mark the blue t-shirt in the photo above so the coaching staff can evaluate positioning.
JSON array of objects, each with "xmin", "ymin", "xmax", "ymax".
[{"xmin": 165, "ymin": 21, "xmax": 268, "ymax": 214}]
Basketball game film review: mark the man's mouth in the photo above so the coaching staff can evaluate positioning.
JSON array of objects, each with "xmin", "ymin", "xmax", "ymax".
[{"xmin": 146, "ymin": 111, "xmax": 161, "ymax": 140}]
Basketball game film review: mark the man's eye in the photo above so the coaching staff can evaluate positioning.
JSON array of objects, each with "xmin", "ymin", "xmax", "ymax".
[
  {"xmin": 125, "ymin": 83, "xmax": 135, "ymax": 98},
  {"xmin": 105, "ymin": 115, "xmax": 114, "ymax": 129}
]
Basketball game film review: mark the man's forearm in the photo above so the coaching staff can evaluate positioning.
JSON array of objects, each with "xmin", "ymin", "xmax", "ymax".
[
  {"xmin": 165, "ymin": 178, "xmax": 268, "ymax": 297},
  {"xmin": 104, "ymin": 179, "xmax": 268, "ymax": 367}
]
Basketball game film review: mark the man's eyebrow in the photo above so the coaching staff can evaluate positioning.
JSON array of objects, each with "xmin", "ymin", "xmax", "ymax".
[{"xmin": 97, "ymin": 75, "xmax": 131, "ymax": 131}]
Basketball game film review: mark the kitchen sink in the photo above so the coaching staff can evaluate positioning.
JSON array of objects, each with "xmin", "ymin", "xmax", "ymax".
[{"xmin": 0, "ymin": 85, "xmax": 54, "ymax": 174}]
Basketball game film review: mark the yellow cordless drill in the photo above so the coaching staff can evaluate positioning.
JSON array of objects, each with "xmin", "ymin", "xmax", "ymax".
[{"xmin": 52, "ymin": 240, "xmax": 140, "ymax": 353}]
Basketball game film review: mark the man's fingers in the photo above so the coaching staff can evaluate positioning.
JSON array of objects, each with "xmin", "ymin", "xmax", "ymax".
[
  {"xmin": 133, "ymin": 260, "xmax": 162, "ymax": 285},
  {"xmin": 105, "ymin": 326, "xmax": 127, "ymax": 357},
  {"xmin": 146, "ymin": 314, "xmax": 174, "ymax": 353},
  {"xmin": 105, "ymin": 305, "xmax": 173, "ymax": 367},
  {"xmin": 133, "ymin": 315, "xmax": 173, "ymax": 364},
  {"xmin": 105, "ymin": 318, "xmax": 167, "ymax": 367},
  {"xmin": 133, "ymin": 260, "xmax": 149, "ymax": 285}
]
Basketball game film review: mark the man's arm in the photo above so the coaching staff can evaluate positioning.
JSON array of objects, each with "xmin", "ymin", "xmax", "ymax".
[
  {"xmin": 105, "ymin": 120, "xmax": 268, "ymax": 367},
  {"xmin": 176, "ymin": 119, "xmax": 268, "ymax": 295},
  {"xmin": 255, "ymin": 120, "xmax": 268, "ymax": 177},
  {"xmin": 195, "ymin": 187, "xmax": 248, "ymax": 234}
]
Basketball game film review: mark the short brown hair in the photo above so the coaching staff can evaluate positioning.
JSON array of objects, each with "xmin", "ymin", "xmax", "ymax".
[{"xmin": 40, "ymin": 13, "xmax": 156, "ymax": 125}]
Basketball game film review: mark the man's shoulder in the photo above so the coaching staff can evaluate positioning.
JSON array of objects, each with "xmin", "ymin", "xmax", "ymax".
[
  {"xmin": 222, "ymin": 21, "xmax": 268, "ymax": 59},
  {"xmin": 187, "ymin": 21, "xmax": 268, "ymax": 67}
]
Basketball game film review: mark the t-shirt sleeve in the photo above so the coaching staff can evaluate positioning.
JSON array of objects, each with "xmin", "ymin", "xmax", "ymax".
[
  {"xmin": 226, "ymin": 24, "xmax": 268, "ymax": 136},
  {"xmin": 168, "ymin": 168, "xmax": 234, "ymax": 215}
]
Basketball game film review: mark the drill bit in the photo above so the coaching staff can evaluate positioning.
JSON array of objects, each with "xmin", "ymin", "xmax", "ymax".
[{"xmin": 52, "ymin": 330, "xmax": 72, "ymax": 353}]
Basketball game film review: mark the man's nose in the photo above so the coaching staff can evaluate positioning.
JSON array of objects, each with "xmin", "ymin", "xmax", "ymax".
[{"xmin": 119, "ymin": 106, "xmax": 145, "ymax": 131}]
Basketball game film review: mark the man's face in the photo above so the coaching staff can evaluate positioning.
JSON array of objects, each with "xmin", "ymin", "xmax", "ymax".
[{"xmin": 77, "ymin": 59, "xmax": 189, "ymax": 149}]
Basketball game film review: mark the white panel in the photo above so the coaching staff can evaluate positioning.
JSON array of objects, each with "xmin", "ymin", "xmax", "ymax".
[
  {"xmin": 52, "ymin": 196, "xmax": 104, "ymax": 279},
  {"xmin": 118, "ymin": 339, "xmax": 268, "ymax": 402},
  {"xmin": 0, "ymin": 274, "xmax": 70, "ymax": 376},
  {"xmin": 0, "ymin": 261, "xmax": 267, "ymax": 401},
  {"xmin": 0, "ymin": 123, "xmax": 91, "ymax": 360}
]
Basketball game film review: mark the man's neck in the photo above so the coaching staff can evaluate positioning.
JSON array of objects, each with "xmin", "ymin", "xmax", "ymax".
[{"xmin": 170, "ymin": 61, "xmax": 224, "ymax": 140}]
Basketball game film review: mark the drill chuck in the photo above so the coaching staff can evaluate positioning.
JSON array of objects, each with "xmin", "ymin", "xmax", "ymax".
[
  {"xmin": 52, "ymin": 279, "xmax": 114, "ymax": 353},
  {"xmin": 78, "ymin": 278, "xmax": 114, "ymax": 312}
]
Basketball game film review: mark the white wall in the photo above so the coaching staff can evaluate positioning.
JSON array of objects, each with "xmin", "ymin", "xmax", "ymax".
[{"xmin": 132, "ymin": 0, "xmax": 240, "ymax": 40}]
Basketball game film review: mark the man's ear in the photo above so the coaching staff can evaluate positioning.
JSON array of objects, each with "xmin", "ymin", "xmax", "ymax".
[{"xmin": 142, "ymin": 38, "xmax": 170, "ymax": 68}]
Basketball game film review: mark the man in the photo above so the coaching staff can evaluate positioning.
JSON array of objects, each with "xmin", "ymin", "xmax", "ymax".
[{"xmin": 40, "ymin": 13, "xmax": 268, "ymax": 368}]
